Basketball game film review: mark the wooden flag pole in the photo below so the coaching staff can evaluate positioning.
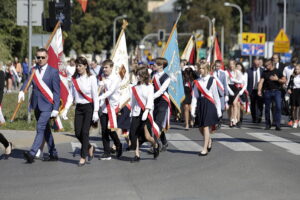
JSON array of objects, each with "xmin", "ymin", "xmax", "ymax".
[
  {"xmin": 10, "ymin": 21, "xmax": 62, "ymax": 122},
  {"xmin": 161, "ymin": 12, "xmax": 181, "ymax": 57},
  {"xmin": 111, "ymin": 19, "xmax": 128, "ymax": 60}
]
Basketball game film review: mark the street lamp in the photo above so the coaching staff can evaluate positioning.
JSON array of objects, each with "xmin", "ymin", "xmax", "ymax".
[
  {"xmin": 200, "ymin": 14, "xmax": 212, "ymax": 39},
  {"xmin": 113, "ymin": 14, "xmax": 127, "ymax": 47},
  {"xmin": 224, "ymin": 2, "xmax": 243, "ymax": 46}
]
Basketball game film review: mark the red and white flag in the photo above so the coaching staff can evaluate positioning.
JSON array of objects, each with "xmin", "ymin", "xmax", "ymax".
[
  {"xmin": 47, "ymin": 26, "xmax": 69, "ymax": 131},
  {"xmin": 213, "ymin": 37, "xmax": 224, "ymax": 70}
]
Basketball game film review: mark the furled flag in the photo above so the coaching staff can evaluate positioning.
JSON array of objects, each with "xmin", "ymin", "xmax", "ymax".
[
  {"xmin": 214, "ymin": 37, "xmax": 225, "ymax": 70},
  {"xmin": 47, "ymin": 26, "xmax": 69, "ymax": 131},
  {"xmin": 110, "ymin": 21, "xmax": 130, "ymax": 109},
  {"xmin": 77, "ymin": 0, "xmax": 88, "ymax": 13},
  {"xmin": 181, "ymin": 35, "xmax": 197, "ymax": 65},
  {"xmin": 162, "ymin": 26, "xmax": 185, "ymax": 111}
]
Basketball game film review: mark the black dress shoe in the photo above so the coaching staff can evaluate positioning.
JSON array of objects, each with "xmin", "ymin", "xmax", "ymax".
[
  {"xmin": 207, "ymin": 140, "xmax": 213, "ymax": 152},
  {"xmin": 43, "ymin": 155, "xmax": 58, "ymax": 161},
  {"xmin": 88, "ymin": 145, "xmax": 96, "ymax": 161},
  {"xmin": 110, "ymin": 147, "xmax": 116, "ymax": 154},
  {"xmin": 116, "ymin": 144, "xmax": 123, "ymax": 158},
  {"xmin": 236, "ymin": 122, "xmax": 241, "ymax": 128},
  {"xmin": 131, "ymin": 156, "xmax": 140, "ymax": 163},
  {"xmin": 153, "ymin": 144, "xmax": 160, "ymax": 159},
  {"xmin": 198, "ymin": 152, "xmax": 208, "ymax": 156},
  {"xmin": 23, "ymin": 151, "xmax": 35, "ymax": 163},
  {"xmin": 275, "ymin": 127, "xmax": 281, "ymax": 131},
  {"xmin": 78, "ymin": 161, "xmax": 86, "ymax": 167},
  {"xmin": 160, "ymin": 143, "xmax": 168, "ymax": 152}
]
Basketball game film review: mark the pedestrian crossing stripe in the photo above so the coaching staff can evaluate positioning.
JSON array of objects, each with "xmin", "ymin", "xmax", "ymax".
[
  {"xmin": 290, "ymin": 133, "xmax": 300, "ymax": 137},
  {"xmin": 246, "ymin": 132, "xmax": 300, "ymax": 155},
  {"xmin": 211, "ymin": 133, "xmax": 262, "ymax": 151},
  {"xmin": 166, "ymin": 133, "xmax": 202, "ymax": 152}
]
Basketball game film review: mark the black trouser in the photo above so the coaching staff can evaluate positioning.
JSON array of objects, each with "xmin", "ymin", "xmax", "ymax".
[
  {"xmin": 250, "ymin": 89, "xmax": 264, "ymax": 122},
  {"xmin": 154, "ymin": 100, "xmax": 168, "ymax": 145},
  {"xmin": 130, "ymin": 114, "xmax": 152, "ymax": 150},
  {"xmin": 0, "ymin": 133, "xmax": 9, "ymax": 148},
  {"xmin": 74, "ymin": 103, "xmax": 93, "ymax": 158},
  {"xmin": 100, "ymin": 113, "xmax": 121, "ymax": 155}
]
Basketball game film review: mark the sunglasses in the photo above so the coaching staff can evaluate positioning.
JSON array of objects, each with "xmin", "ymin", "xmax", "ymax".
[{"xmin": 36, "ymin": 56, "xmax": 46, "ymax": 60}]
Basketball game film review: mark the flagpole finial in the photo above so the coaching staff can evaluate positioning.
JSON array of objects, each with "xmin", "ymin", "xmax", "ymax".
[{"xmin": 122, "ymin": 20, "xmax": 129, "ymax": 30}]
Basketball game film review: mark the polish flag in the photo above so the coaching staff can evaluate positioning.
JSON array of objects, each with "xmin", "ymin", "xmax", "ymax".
[
  {"xmin": 214, "ymin": 37, "xmax": 224, "ymax": 70},
  {"xmin": 47, "ymin": 27, "xmax": 69, "ymax": 131}
]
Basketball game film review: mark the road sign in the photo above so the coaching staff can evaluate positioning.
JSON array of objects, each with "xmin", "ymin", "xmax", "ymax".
[
  {"xmin": 242, "ymin": 44, "xmax": 264, "ymax": 56},
  {"xmin": 17, "ymin": 0, "xmax": 44, "ymax": 26},
  {"xmin": 242, "ymin": 32, "xmax": 266, "ymax": 44},
  {"xmin": 196, "ymin": 40, "xmax": 203, "ymax": 49},
  {"xmin": 274, "ymin": 29, "xmax": 290, "ymax": 53}
]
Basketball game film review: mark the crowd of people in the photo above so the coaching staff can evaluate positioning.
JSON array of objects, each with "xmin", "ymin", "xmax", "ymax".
[{"xmin": 1, "ymin": 49, "xmax": 300, "ymax": 166}]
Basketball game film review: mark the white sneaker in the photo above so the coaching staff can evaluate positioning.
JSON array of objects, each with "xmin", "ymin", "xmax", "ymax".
[
  {"xmin": 292, "ymin": 122, "xmax": 298, "ymax": 128},
  {"xmin": 35, "ymin": 149, "xmax": 43, "ymax": 159}
]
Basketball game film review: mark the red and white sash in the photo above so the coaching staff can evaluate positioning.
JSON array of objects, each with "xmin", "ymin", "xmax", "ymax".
[
  {"xmin": 105, "ymin": 98, "xmax": 118, "ymax": 130},
  {"xmin": 152, "ymin": 76, "xmax": 171, "ymax": 130},
  {"xmin": 227, "ymin": 70, "xmax": 242, "ymax": 88},
  {"xmin": 72, "ymin": 77, "xmax": 93, "ymax": 103},
  {"xmin": 132, "ymin": 86, "xmax": 160, "ymax": 138},
  {"xmin": 193, "ymin": 80, "xmax": 216, "ymax": 105},
  {"xmin": 211, "ymin": 72, "xmax": 224, "ymax": 92},
  {"xmin": 33, "ymin": 69, "xmax": 54, "ymax": 104}
]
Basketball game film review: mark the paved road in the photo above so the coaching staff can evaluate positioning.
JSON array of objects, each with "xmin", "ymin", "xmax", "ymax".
[{"xmin": 0, "ymin": 119, "xmax": 300, "ymax": 200}]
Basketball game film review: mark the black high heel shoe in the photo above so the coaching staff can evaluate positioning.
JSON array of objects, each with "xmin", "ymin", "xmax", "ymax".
[
  {"xmin": 78, "ymin": 161, "xmax": 86, "ymax": 167},
  {"xmin": 88, "ymin": 145, "xmax": 95, "ymax": 161},
  {"xmin": 198, "ymin": 151, "xmax": 208, "ymax": 156}
]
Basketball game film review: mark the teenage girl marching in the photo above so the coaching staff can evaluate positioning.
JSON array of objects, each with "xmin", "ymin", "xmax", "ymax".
[{"xmin": 191, "ymin": 63, "xmax": 222, "ymax": 156}]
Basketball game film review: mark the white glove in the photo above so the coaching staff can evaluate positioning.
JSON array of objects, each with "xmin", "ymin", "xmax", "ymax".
[
  {"xmin": 60, "ymin": 109, "xmax": 68, "ymax": 120},
  {"xmin": 229, "ymin": 89, "xmax": 234, "ymax": 96},
  {"xmin": 142, "ymin": 109, "xmax": 149, "ymax": 121},
  {"xmin": 50, "ymin": 110, "xmax": 59, "ymax": 118},
  {"xmin": 239, "ymin": 90, "xmax": 244, "ymax": 96},
  {"xmin": 225, "ymin": 96, "xmax": 229, "ymax": 102},
  {"xmin": 18, "ymin": 91, "xmax": 25, "ymax": 103},
  {"xmin": 92, "ymin": 112, "xmax": 99, "ymax": 122}
]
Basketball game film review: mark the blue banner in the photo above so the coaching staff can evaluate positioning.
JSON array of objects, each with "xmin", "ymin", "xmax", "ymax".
[
  {"xmin": 163, "ymin": 28, "xmax": 185, "ymax": 111},
  {"xmin": 242, "ymin": 44, "xmax": 265, "ymax": 56}
]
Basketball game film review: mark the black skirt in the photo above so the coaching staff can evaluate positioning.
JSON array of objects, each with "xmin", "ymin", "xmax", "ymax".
[
  {"xmin": 183, "ymin": 86, "xmax": 192, "ymax": 104},
  {"xmin": 196, "ymin": 96, "xmax": 219, "ymax": 127},
  {"xmin": 291, "ymin": 88, "xmax": 300, "ymax": 107},
  {"xmin": 117, "ymin": 106, "xmax": 131, "ymax": 130},
  {"xmin": 228, "ymin": 84, "xmax": 240, "ymax": 105}
]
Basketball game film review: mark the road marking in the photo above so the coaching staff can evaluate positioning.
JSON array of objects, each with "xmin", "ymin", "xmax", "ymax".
[
  {"xmin": 247, "ymin": 132, "xmax": 300, "ymax": 155},
  {"xmin": 211, "ymin": 133, "xmax": 262, "ymax": 151},
  {"xmin": 166, "ymin": 133, "xmax": 203, "ymax": 152},
  {"xmin": 290, "ymin": 133, "xmax": 300, "ymax": 137}
]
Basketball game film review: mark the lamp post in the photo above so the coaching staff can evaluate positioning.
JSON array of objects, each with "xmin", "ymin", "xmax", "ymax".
[
  {"xmin": 283, "ymin": 0, "xmax": 286, "ymax": 32},
  {"xmin": 200, "ymin": 14, "xmax": 212, "ymax": 40},
  {"xmin": 113, "ymin": 14, "xmax": 127, "ymax": 47},
  {"xmin": 224, "ymin": 2, "xmax": 243, "ymax": 46}
]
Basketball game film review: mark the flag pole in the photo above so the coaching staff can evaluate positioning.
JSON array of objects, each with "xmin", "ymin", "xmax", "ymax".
[
  {"xmin": 10, "ymin": 21, "xmax": 62, "ymax": 122},
  {"xmin": 111, "ymin": 19, "xmax": 128, "ymax": 60},
  {"xmin": 161, "ymin": 12, "xmax": 181, "ymax": 57}
]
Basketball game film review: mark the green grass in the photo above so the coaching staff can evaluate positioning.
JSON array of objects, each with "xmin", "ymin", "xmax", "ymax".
[{"xmin": 0, "ymin": 93, "xmax": 75, "ymax": 132}]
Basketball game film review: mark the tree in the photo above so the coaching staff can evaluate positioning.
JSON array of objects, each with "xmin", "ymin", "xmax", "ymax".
[{"xmin": 64, "ymin": 0, "xmax": 150, "ymax": 56}]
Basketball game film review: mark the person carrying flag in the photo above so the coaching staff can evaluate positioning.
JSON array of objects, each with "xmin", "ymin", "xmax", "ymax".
[
  {"xmin": 151, "ymin": 57, "xmax": 171, "ymax": 151},
  {"xmin": 18, "ymin": 48, "xmax": 60, "ymax": 163}
]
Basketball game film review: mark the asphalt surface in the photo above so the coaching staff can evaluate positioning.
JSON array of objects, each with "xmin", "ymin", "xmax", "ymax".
[{"xmin": 0, "ymin": 117, "xmax": 300, "ymax": 200}]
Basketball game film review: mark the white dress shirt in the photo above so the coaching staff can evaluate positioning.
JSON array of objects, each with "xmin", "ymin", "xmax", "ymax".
[
  {"xmin": 99, "ymin": 73, "xmax": 121, "ymax": 113},
  {"xmin": 283, "ymin": 65, "xmax": 295, "ymax": 87},
  {"xmin": 293, "ymin": 75, "xmax": 300, "ymax": 89},
  {"xmin": 253, "ymin": 68, "xmax": 261, "ymax": 89},
  {"xmin": 240, "ymin": 73, "xmax": 248, "ymax": 94},
  {"xmin": 131, "ymin": 84, "xmax": 154, "ymax": 117},
  {"xmin": 153, "ymin": 71, "xmax": 170, "ymax": 99},
  {"xmin": 37, "ymin": 64, "xmax": 48, "ymax": 78},
  {"xmin": 66, "ymin": 74, "xmax": 99, "ymax": 112},
  {"xmin": 191, "ymin": 75, "xmax": 222, "ymax": 118}
]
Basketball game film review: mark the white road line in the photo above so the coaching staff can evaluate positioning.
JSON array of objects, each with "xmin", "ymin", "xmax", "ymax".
[
  {"xmin": 166, "ymin": 133, "xmax": 203, "ymax": 152},
  {"xmin": 211, "ymin": 133, "xmax": 262, "ymax": 151},
  {"xmin": 290, "ymin": 133, "xmax": 300, "ymax": 137},
  {"xmin": 247, "ymin": 132, "xmax": 300, "ymax": 155}
]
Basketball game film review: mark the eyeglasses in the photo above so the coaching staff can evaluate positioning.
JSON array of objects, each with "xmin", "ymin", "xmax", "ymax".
[{"xmin": 36, "ymin": 56, "xmax": 46, "ymax": 60}]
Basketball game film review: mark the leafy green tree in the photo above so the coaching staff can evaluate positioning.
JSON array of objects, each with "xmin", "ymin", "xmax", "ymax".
[{"xmin": 64, "ymin": 0, "xmax": 149, "ymax": 55}]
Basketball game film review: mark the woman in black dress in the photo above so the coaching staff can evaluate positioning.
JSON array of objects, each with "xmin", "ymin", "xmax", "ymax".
[{"xmin": 191, "ymin": 63, "xmax": 222, "ymax": 156}]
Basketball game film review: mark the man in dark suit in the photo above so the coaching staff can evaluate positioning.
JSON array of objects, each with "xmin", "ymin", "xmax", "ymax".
[
  {"xmin": 18, "ymin": 48, "xmax": 60, "ymax": 163},
  {"xmin": 247, "ymin": 57, "xmax": 264, "ymax": 123},
  {"xmin": 272, "ymin": 53, "xmax": 285, "ymax": 75}
]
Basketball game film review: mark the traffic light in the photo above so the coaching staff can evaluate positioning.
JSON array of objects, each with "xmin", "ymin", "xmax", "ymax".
[
  {"xmin": 43, "ymin": 0, "xmax": 71, "ymax": 32},
  {"xmin": 158, "ymin": 29, "xmax": 165, "ymax": 41}
]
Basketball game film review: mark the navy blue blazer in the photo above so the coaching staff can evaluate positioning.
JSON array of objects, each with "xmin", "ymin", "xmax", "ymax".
[
  {"xmin": 247, "ymin": 67, "xmax": 264, "ymax": 94},
  {"xmin": 21, "ymin": 65, "xmax": 60, "ymax": 112}
]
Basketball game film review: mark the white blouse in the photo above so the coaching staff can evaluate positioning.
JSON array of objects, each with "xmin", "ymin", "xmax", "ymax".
[
  {"xmin": 131, "ymin": 84, "xmax": 154, "ymax": 117},
  {"xmin": 293, "ymin": 75, "xmax": 300, "ymax": 89}
]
